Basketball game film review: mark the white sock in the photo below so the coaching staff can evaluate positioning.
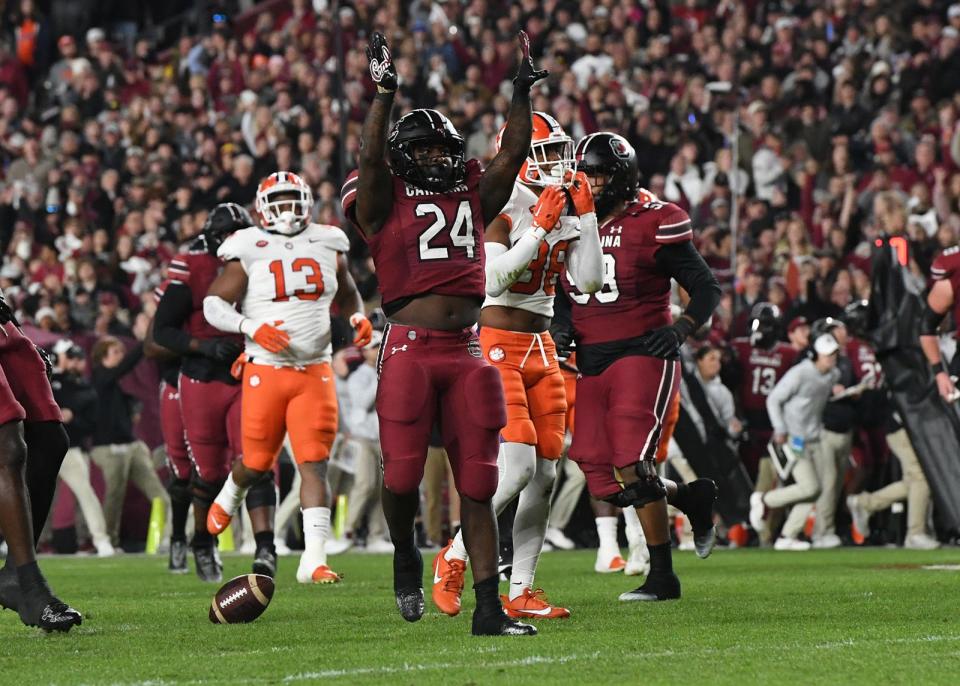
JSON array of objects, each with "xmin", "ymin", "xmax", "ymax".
[
  {"xmin": 301, "ymin": 507, "xmax": 330, "ymax": 566},
  {"xmin": 623, "ymin": 506, "xmax": 646, "ymax": 550},
  {"xmin": 509, "ymin": 457, "xmax": 557, "ymax": 600},
  {"xmin": 595, "ymin": 516, "xmax": 619, "ymax": 559},
  {"xmin": 447, "ymin": 442, "xmax": 537, "ymax": 563},
  {"xmin": 214, "ymin": 473, "xmax": 247, "ymax": 516}
]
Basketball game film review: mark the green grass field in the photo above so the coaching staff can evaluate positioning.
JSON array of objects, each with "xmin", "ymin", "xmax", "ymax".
[{"xmin": 2, "ymin": 547, "xmax": 959, "ymax": 685}]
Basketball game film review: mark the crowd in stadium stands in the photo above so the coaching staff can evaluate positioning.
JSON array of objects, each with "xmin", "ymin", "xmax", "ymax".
[{"xmin": 1, "ymin": 0, "xmax": 959, "ymax": 555}]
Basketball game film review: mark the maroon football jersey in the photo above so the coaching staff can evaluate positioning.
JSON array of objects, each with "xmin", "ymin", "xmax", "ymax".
[
  {"xmin": 930, "ymin": 245, "xmax": 960, "ymax": 332},
  {"xmin": 731, "ymin": 338, "xmax": 798, "ymax": 426},
  {"xmin": 847, "ymin": 337, "xmax": 882, "ymax": 385},
  {"xmin": 341, "ymin": 159, "xmax": 486, "ymax": 310},
  {"xmin": 561, "ymin": 192, "xmax": 693, "ymax": 345},
  {"xmin": 167, "ymin": 240, "xmax": 242, "ymax": 344}
]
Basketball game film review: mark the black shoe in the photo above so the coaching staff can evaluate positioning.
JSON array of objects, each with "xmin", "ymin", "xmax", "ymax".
[
  {"xmin": 252, "ymin": 545, "xmax": 277, "ymax": 578},
  {"xmin": 395, "ymin": 587, "xmax": 425, "ymax": 622},
  {"xmin": 18, "ymin": 587, "xmax": 82, "ymax": 632},
  {"xmin": 194, "ymin": 543, "xmax": 222, "ymax": 583},
  {"xmin": 472, "ymin": 609, "xmax": 537, "ymax": 636},
  {"xmin": 168, "ymin": 540, "xmax": 189, "ymax": 574},
  {"xmin": 618, "ymin": 571, "xmax": 681, "ymax": 602},
  {"xmin": 0, "ymin": 565, "xmax": 17, "ymax": 612},
  {"xmin": 393, "ymin": 545, "xmax": 424, "ymax": 622},
  {"xmin": 688, "ymin": 479, "xmax": 718, "ymax": 559}
]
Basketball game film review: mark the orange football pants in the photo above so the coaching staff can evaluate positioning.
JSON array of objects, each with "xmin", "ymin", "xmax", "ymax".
[
  {"xmin": 479, "ymin": 327, "xmax": 567, "ymax": 459},
  {"xmin": 240, "ymin": 361, "xmax": 338, "ymax": 472},
  {"xmin": 655, "ymin": 389, "xmax": 681, "ymax": 464}
]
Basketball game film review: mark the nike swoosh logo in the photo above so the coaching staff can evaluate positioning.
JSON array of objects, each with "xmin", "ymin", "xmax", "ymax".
[
  {"xmin": 209, "ymin": 519, "xmax": 226, "ymax": 533},
  {"xmin": 321, "ymin": 376, "xmax": 331, "ymax": 381},
  {"xmin": 433, "ymin": 559, "xmax": 443, "ymax": 585},
  {"xmin": 516, "ymin": 606, "xmax": 554, "ymax": 616}
]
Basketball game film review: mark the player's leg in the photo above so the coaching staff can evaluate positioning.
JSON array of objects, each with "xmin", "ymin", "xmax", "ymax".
[
  {"xmin": 376, "ymin": 336, "xmax": 436, "ymax": 623},
  {"xmin": 127, "ymin": 440, "xmax": 172, "ymax": 543},
  {"xmin": 287, "ymin": 363, "xmax": 340, "ymax": 583},
  {"xmin": 502, "ymin": 364, "xmax": 569, "ymax": 618},
  {"xmin": 22, "ymin": 420, "xmax": 69, "ymax": 544},
  {"xmin": 886, "ymin": 429, "xmax": 937, "ymax": 548},
  {"xmin": 443, "ymin": 355, "xmax": 535, "ymax": 636},
  {"xmin": 159, "ymin": 380, "xmax": 191, "ymax": 573},
  {"xmin": 58, "ymin": 448, "xmax": 113, "ymax": 556},
  {"xmin": 766, "ymin": 452, "xmax": 820, "ymax": 550},
  {"xmin": 438, "ymin": 362, "xmax": 534, "ymax": 614}
]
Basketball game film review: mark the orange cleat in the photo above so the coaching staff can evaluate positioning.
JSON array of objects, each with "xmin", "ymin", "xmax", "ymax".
[
  {"xmin": 594, "ymin": 554, "xmax": 626, "ymax": 573},
  {"xmin": 501, "ymin": 588, "xmax": 570, "ymax": 619},
  {"xmin": 309, "ymin": 565, "xmax": 342, "ymax": 584},
  {"xmin": 431, "ymin": 541, "xmax": 466, "ymax": 616},
  {"xmin": 206, "ymin": 503, "xmax": 233, "ymax": 536}
]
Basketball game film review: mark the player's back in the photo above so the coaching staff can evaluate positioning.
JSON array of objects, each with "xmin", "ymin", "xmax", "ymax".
[
  {"xmin": 168, "ymin": 237, "xmax": 239, "ymax": 342},
  {"xmin": 341, "ymin": 159, "xmax": 485, "ymax": 314},
  {"xmin": 483, "ymin": 181, "xmax": 579, "ymax": 317},
  {"xmin": 218, "ymin": 223, "xmax": 349, "ymax": 366},
  {"xmin": 731, "ymin": 337, "xmax": 798, "ymax": 427},
  {"xmin": 563, "ymin": 192, "xmax": 692, "ymax": 346}
]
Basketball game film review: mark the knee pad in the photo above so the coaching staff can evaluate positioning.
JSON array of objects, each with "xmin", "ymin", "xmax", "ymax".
[
  {"xmin": 383, "ymin": 456, "xmax": 426, "ymax": 497},
  {"xmin": 168, "ymin": 478, "xmax": 191, "ymax": 504},
  {"xmin": 465, "ymin": 365, "xmax": 507, "ymax": 431},
  {"xmin": 603, "ymin": 462, "xmax": 667, "ymax": 509},
  {"xmin": 534, "ymin": 416, "xmax": 565, "ymax": 460},
  {"xmin": 501, "ymin": 416, "xmax": 538, "ymax": 446},
  {"xmin": 245, "ymin": 472, "xmax": 277, "ymax": 510},
  {"xmin": 456, "ymin": 456, "xmax": 499, "ymax": 502},
  {"xmin": 190, "ymin": 475, "xmax": 224, "ymax": 507}
]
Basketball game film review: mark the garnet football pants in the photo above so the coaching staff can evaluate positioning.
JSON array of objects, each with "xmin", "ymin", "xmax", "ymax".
[
  {"xmin": 158, "ymin": 380, "xmax": 190, "ymax": 480},
  {"xmin": 570, "ymin": 354, "xmax": 680, "ymax": 499},
  {"xmin": 478, "ymin": 327, "xmax": 566, "ymax": 459},
  {"xmin": 178, "ymin": 375, "xmax": 241, "ymax": 483},
  {"xmin": 0, "ymin": 322, "xmax": 61, "ymax": 425},
  {"xmin": 376, "ymin": 324, "xmax": 506, "ymax": 502}
]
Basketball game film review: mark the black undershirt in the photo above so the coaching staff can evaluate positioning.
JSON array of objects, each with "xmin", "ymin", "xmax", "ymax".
[{"xmin": 153, "ymin": 283, "xmax": 236, "ymax": 385}]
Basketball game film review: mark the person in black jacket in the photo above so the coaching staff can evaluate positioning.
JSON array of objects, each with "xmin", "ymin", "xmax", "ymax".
[
  {"xmin": 88, "ymin": 334, "xmax": 169, "ymax": 548},
  {"xmin": 49, "ymin": 339, "xmax": 114, "ymax": 557}
]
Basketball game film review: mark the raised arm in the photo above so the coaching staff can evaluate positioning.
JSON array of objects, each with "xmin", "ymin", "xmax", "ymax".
[
  {"xmin": 478, "ymin": 31, "xmax": 548, "ymax": 225},
  {"xmin": 353, "ymin": 32, "xmax": 398, "ymax": 236},
  {"xmin": 333, "ymin": 253, "xmax": 372, "ymax": 347}
]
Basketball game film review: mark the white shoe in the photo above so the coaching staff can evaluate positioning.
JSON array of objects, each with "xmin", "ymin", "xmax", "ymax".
[
  {"xmin": 594, "ymin": 550, "xmax": 626, "ymax": 573},
  {"xmin": 364, "ymin": 538, "xmax": 395, "ymax": 554},
  {"xmin": 541, "ymin": 540, "xmax": 554, "ymax": 552},
  {"xmin": 325, "ymin": 537, "xmax": 353, "ymax": 556},
  {"xmin": 274, "ymin": 538, "xmax": 292, "ymax": 556},
  {"xmin": 904, "ymin": 533, "xmax": 940, "ymax": 550},
  {"xmin": 749, "ymin": 492, "xmax": 766, "ymax": 534},
  {"xmin": 296, "ymin": 557, "xmax": 341, "ymax": 584},
  {"xmin": 95, "ymin": 538, "xmax": 116, "ymax": 557},
  {"xmin": 774, "ymin": 537, "xmax": 811, "ymax": 551},
  {"xmin": 846, "ymin": 494, "xmax": 871, "ymax": 538},
  {"xmin": 812, "ymin": 533, "xmax": 843, "ymax": 549},
  {"xmin": 624, "ymin": 546, "xmax": 650, "ymax": 576},
  {"xmin": 0, "ymin": 540, "xmax": 6, "ymax": 557},
  {"xmin": 545, "ymin": 527, "xmax": 576, "ymax": 551},
  {"xmin": 239, "ymin": 540, "xmax": 256, "ymax": 555}
]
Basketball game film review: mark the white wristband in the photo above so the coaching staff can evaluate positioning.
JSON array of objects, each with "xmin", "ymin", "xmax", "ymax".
[{"xmin": 349, "ymin": 312, "xmax": 367, "ymax": 327}]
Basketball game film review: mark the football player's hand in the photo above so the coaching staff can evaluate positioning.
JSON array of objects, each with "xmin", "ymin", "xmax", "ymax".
[
  {"xmin": 532, "ymin": 185, "xmax": 565, "ymax": 232},
  {"xmin": 773, "ymin": 433, "xmax": 788, "ymax": 445},
  {"xmin": 350, "ymin": 312, "xmax": 373, "ymax": 347},
  {"xmin": 569, "ymin": 171, "xmax": 594, "ymax": 216},
  {"xmin": 366, "ymin": 31, "xmax": 398, "ymax": 93},
  {"xmin": 935, "ymin": 371, "xmax": 958, "ymax": 402},
  {"xmin": 551, "ymin": 328, "xmax": 574, "ymax": 361},
  {"xmin": 513, "ymin": 30, "xmax": 548, "ymax": 91},
  {"xmin": 198, "ymin": 337, "xmax": 244, "ymax": 363},
  {"xmin": 230, "ymin": 352, "xmax": 247, "ymax": 380},
  {"xmin": 641, "ymin": 317, "xmax": 696, "ymax": 358},
  {"xmin": 35, "ymin": 344, "xmax": 53, "ymax": 379},
  {"xmin": 252, "ymin": 321, "xmax": 290, "ymax": 353}
]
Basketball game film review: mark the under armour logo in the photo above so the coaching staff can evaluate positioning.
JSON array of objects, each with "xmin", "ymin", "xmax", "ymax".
[
  {"xmin": 609, "ymin": 226, "xmax": 623, "ymax": 234},
  {"xmin": 391, "ymin": 345, "xmax": 408, "ymax": 355}
]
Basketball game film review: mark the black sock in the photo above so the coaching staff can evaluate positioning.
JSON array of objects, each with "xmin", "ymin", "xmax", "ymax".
[
  {"xmin": 169, "ymin": 479, "xmax": 191, "ymax": 543},
  {"xmin": 254, "ymin": 531, "xmax": 275, "ymax": 552},
  {"xmin": 648, "ymin": 542, "xmax": 673, "ymax": 576},
  {"xmin": 473, "ymin": 575, "xmax": 501, "ymax": 616},
  {"xmin": 392, "ymin": 538, "xmax": 421, "ymax": 591},
  {"xmin": 16, "ymin": 561, "xmax": 47, "ymax": 594},
  {"xmin": 193, "ymin": 529, "xmax": 213, "ymax": 547},
  {"xmin": 670, "ymin": 482, "xmax": 691, "ymax": 513}
]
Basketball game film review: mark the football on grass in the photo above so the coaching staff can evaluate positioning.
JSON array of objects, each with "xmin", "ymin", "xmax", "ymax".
[{"xmin": 209, "ymin": 574, "xmax": 275, "ymax": 624}]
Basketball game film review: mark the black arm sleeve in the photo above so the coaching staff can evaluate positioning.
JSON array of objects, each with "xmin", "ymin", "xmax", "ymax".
[
  {"xmin": 92, "ymin": 344, "xmax": 144, "ymax": 388},
  {"xmin": 920, "ymin": 300, "xmax": 948, "ymax": 335},
  {"xmin": 654, "ymin": 241, "xmax": 721, "ymax": 330},
  {"xmin": 550, "ymin": 285, "xmax": 574, "ymax": 340},
  {"xmin": 153, "ymin": 283, "xmax": 197, "ymax": 356}
]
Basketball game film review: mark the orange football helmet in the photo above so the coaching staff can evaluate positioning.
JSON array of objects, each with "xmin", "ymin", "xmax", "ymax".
[{"xmin": 496, "ymin": 111, "xmax": 576, "ymax": 187}]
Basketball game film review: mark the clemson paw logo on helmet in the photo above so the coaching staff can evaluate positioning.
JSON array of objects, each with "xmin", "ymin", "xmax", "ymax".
[{"xmin": 369, "ymin": 46, "xmax": 392, "ymax": 83}]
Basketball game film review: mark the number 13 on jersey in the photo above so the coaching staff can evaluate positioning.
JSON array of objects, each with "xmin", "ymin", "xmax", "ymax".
[{"xmin": 269, "ymin": 258, "xmax": 325, "ymax": 302}]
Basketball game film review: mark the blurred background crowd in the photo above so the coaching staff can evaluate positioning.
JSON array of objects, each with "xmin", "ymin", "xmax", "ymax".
[{"xmin": 1, "ymin": 0, "xmax": 959, "ymax": 556}]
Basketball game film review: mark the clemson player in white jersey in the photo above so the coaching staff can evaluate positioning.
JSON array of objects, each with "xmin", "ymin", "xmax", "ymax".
[
  {"xmin": 202, "ymin": 172, "xmax": 372, "ymax": 584},
  {"xmin": 433, "ymin": 113, "xmax": 603, "ymax": 619}
]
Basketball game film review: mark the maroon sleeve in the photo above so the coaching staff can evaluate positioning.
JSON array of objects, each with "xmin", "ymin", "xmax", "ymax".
[{"xmin": 654, "ymin": 203, "xmax": 693, "ymax": 244}]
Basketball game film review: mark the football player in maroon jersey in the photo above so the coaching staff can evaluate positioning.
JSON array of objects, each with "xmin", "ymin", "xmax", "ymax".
[
  {"xmin": 730, "ymin": 303, "xmax": 800, "ymax": 482},
  {"xmin": 342, "ymin": 31, "xmax": 545, "ymax": 635},
  {"xmin": 560, "ymin": 133, "xmax": 721, "ymax": 602},
  {"xmin": 151, "ymin": 204, "xmax": 278, "ymax": 581},
  {"xmin": 0, "ymin": 292, "xmax": 82, "ymax": 631},
  {"xmin": 922, "ymin": 245, "xmax": 960, "ymax": 400}
]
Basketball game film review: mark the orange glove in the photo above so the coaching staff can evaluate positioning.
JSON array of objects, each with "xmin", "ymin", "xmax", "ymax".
[
  {"xmin": 350, "ymin": 312, "xmax": 373, "ymax": 347},
  {"xmin": 531, "ymin": 185, "xmax": 565, "ymax": 232},
  {"xmin": 230, "ymin": 352, "xmax": 247, "ymax": 380},
  {"xmin": 252, "ymin": 320, "xmax": 290, "ymax": 353},
  {"xmin": 569, "ymin": 171, "xmax": 595, "ymax": 215}
]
